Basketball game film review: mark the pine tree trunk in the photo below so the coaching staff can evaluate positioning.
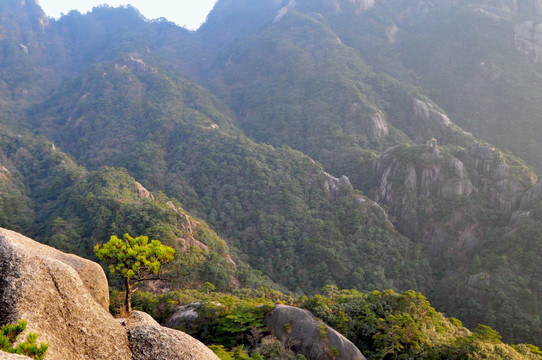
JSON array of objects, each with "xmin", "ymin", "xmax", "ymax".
[{"xmin": 125, "ymin": 277, "xmax": 132, "ymax": 316}]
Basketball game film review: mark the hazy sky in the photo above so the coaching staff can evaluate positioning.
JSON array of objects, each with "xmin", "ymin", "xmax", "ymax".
[{"xmin": 38, "ymin": 0, "xmax": 218, "ymax": 30}]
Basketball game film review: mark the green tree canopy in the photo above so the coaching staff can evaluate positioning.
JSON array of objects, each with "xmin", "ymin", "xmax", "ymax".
[{"xmin": 94, "ymin": 233, "xmax": 175, "ymax": 315}]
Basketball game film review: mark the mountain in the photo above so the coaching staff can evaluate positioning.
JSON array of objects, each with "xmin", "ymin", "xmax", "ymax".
[
  {"xmin": 25, "ymin": 57, "xmax": 427, "ymax": 293},
  {"xmin": 1, "ymin": 0, "xmax": 542, "ymax": 348}
]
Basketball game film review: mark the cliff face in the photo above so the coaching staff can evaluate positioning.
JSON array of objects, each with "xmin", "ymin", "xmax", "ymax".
[
  {"xmin": 373, "ymin": 140, "xmax": 475, "ymax": 245},
  {"xmin": 0, "ymin": 227, "xmax": 219, "ymax": 360},
  {"xmin": 459, "ymin": 142, "xmax": 536, "ymax": 211},
  {"xmin": 373, "ymin": 132, "xmax": 536, "ymax": 258}
]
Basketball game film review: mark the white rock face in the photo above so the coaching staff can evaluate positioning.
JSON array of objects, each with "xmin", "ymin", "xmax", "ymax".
[
  {"xmin": 413, "ymin": 98, "xmax": 452, "ymax": 129},
  {"xmin": 372, "ymin": 142, "xmax": 477, "ymax": 245},
  {"xmin": 369, "ymin": 112, "xmax": 390, "ymax": 138}
]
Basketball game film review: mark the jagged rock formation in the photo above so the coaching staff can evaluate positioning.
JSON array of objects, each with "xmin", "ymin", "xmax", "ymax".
[
  {"xmin": 0, "ymin": 227, "xmax": 219, "ymax": 360},
  {"xmin": 264, "ymin": 305, "xmax": 366, "ymax": 360},
  {"xmin": 121, "ymin": 311, "xmax": 220, "ymax": 360}
]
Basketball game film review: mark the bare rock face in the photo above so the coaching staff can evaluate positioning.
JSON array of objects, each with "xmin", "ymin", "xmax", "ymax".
[
  {"xmin": 122, "ymin": 311, "xmax": 220, "ymax": 360},
  {"xmin": 324, "ymin": 173, "xmax": 353, "ymax": 199},
  {"xmin": 135, "ymin": 181, "xmax": 154, "ymax": 200},
  {"xmin": 413, "ymin": 99, "xmax": 452, "ymax": 130},
  {"xmin": 265, "ymin": 305, "xmax": 366, "ymax": 360},
  {"xmin": 0, "ymin": 228, "xmax": 133, "ymax": 360},
  {"xmin": 373, "ymin": 143, "xmax": 479, "ymax": 254},
  {"xmin": 368, "ymin": 112, "xmax": 390, "ymax": 138},
  {"xmin": 412, "ymin": 99, "xmax": 474, "ymax": 140},
  {"xmin": 374, "ymin": 144, "xmax": 474, "ymax": 211},
  {"xmin": 0, "ymin": 353, "xmax": 33, "ymax": 360},
  {"xmin": 461, "ymin": 143, "xmax": 536, "ymax": 211},
  {"xmin": 349, "ymin": 104, "xmax": 389, "ymax": 138}
]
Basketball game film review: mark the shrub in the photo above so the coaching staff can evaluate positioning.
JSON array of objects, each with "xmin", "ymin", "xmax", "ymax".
[{"xmin": 0, "ymin": 320, "xmax": 48, "ymax": 360}]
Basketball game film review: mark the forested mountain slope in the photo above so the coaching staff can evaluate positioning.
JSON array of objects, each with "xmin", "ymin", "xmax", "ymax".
[{"xmin": 1, "ymin": 0, "xmax": 542, "ymax": 346}]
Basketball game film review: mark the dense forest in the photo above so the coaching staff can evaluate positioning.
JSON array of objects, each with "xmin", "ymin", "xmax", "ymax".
[{"xmin": 2, "ymin": 0, "xmax": 542, "ymax": 357}]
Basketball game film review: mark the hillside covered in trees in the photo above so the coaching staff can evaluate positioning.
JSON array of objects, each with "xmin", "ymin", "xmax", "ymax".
[{"xmin": 2, "ymin": 0, "xmax": 542, "ymax": 354}]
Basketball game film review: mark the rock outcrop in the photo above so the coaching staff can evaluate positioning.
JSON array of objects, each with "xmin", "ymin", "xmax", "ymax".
[
  {"xmin": 0, "ymin": 227, "xmax": 220, "ymax": 360},
  {"xmin": 373, "ymin": 142, "xmax": 481, "ymax": 254},
  {"xmin": 264, "ymin": 305, "xmax": 366, "ymax": 360},
  {"xmin": 324, "ymin": 173, "xmax": 353, "ymax": 199},
  {"xmin": 121, "ymin": 311, "xmax": 220, "ymax": 360},
  {"xmin": 368, "ymin": 112, "xmax": 389, "ymax": 138},
  {"xmin": 135, "ymin": 181, "xmax": 154, "ymax": 200},
  {"xmin": 0, "ymin": 228, "xmax": 133, "ymax": 360},
  {"xmin": 460, "ymin": 142, "xmax": 536, "ymax": 211},
  {"xmin": 374, "ymin": 142, "xmax": 474, "ymax": 215},
  {"xmin": 412, "ymin": 99, "xmax": 474, "ymax": 141}
]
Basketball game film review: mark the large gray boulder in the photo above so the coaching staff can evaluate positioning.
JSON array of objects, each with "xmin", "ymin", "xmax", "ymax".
[
  {"xmin": 122, "ymin": 311, "xmax": 220, "ymax": 360},
  {"xmin": 0, "ymin": 228, "xmax": 133, "ymax": 360},
  {"xmin": 265, "ymin": 305, "xmax": 366, "ymax": 360}
]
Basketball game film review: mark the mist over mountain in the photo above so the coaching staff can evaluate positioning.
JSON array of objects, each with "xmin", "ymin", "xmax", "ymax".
[{"xmin": 2, "ymin": 0, "xmax": 542, "ymax": 351}]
